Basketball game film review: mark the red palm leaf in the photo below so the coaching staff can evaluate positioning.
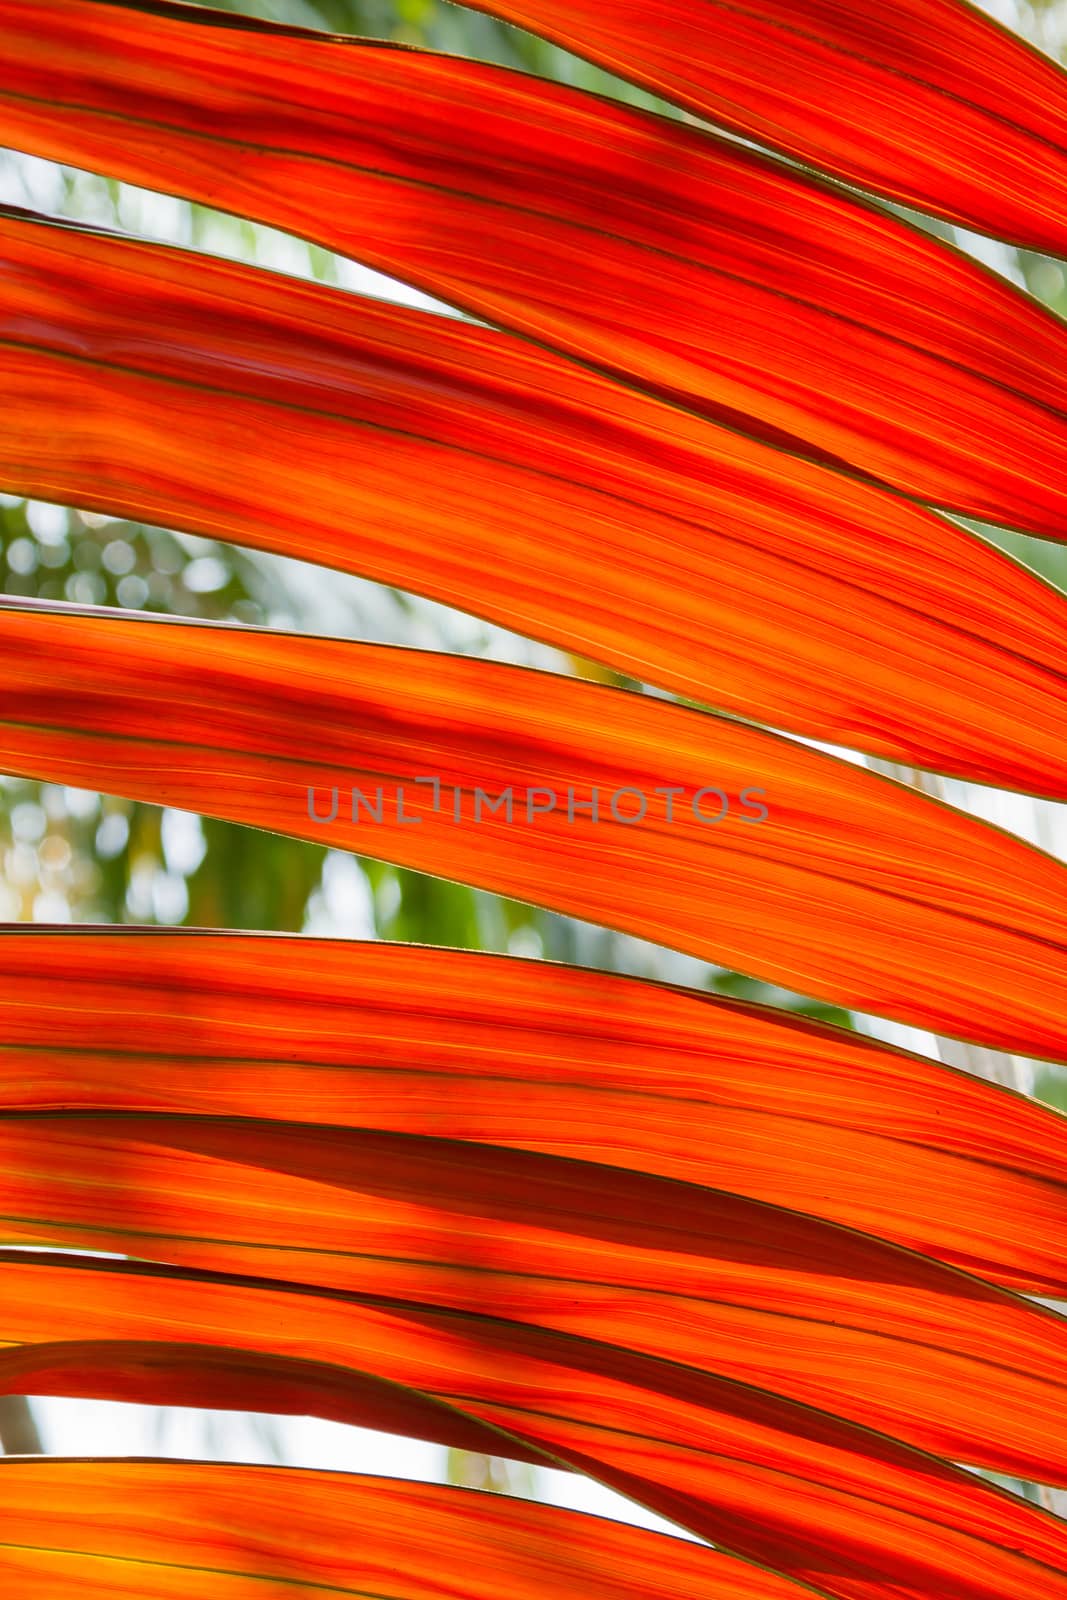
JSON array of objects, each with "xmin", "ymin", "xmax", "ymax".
[
  {"xmin": 0, "ymin": 1460, "xmax": 805, "ymax": 1600},
  {"xmin": 0, "ymin": 1259, "xmax": 1066, "ymax": 1599},
  {"xmin": 2, "ymin": 929, "xmax": 1065, "ymax": 1294},
  {"xmin": 6, "ymin": 211, "xmax": 1067, "ymax": 791},
  {"xmin": 0, "ymin": 1, "xmax": 1065, "ymax": 1593},
  {"xmin": 469, "ymin": 0, "xmax": 1067, "ymax": 255},
  {"xmin": 2, "ymin": 602, "xmax": 1066, "ymax": 1060},
  {"xmin": 4, "ymin": 2, "xmax": 1067, "ymax": 529}
]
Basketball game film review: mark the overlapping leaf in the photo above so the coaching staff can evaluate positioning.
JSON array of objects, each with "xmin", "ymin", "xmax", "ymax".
[
  {"xmin": 3, "ymin": 929, "xmax": 1066, "ymax": 1294},
  {"xmin": 7, "ymin": 213, "xmax": 1067, "ymax": 793},
  {"xmin": 5, "ymin": 2, "xmax": 1067, "ymax": 532},
  {"xmin": 0, "ymin": 1092, "xmax": 1066, "ymax": 1483},
  {"xmin": 0, "ymin": 1460, "xmax": 826, "ymax": 1600},
  {"xmin": 0, "ymin": 1330, "xmax": 557, "ymax": 1466},
  {"xmin": 467, "ymin": 0, "xmax": 1067, "ymax": 256},
  {"xmin": 3, "ymin": 601, "xmax": 1067, "ymax": 1060},
  {"xmin": 1, "ymin": 1258, "xmax": 1067, "ymax": 1600},
  {"xmin": 2, "ymin": 2, "xmax": 1067, "ymax": 1596}
]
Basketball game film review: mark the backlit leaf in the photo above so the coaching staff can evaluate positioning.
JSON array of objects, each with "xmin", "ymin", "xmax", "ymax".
[
  {"xmin": 4, "ymin": 3, "xmax": 1067, "ymax": 529},
  {"xmin": 2, "ymin": 602, "xmax": 1067, "ymax": 1061},
  {"xmin": 5, "ymin": 212, "xmax": 1067, "ymax": 792},
  {"xmin": 0, "ymin": 1460, "xmax": 799, "ymax": 1600},
  {"xmin": 2, "ymin": 929, "xmax": 1065, "ymax": 1295},
  {"xmin": 0, "ymin": 1258, "xmax": 1065, "ymax": 1600},
  {"xmin": 469, "ymin": 0, "xmax": 1067, "ymax": 256}
]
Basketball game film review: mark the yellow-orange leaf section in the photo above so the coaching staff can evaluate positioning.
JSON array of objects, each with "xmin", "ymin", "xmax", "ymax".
[
  {"xmin": 0, "ymin": 1460, "xmax": 809, "ymax": 1600},
  {"xmin": 5, "ymin": 215, "xmax": 1067, "ymax": 794},
  {"xmin": 470, "ymin": 0, "xmax": 1067, "ymax": 257},
  {"xmin": 3, "ymin": 930, "xmax": 1065, "ymax": 1295},
  {"xmin": 5, "ymin": 2, "xmax": 1067, "ymax": 531},
  {"xmin": 1, "ymin": 1262, "xmax": 1067, "ymax": 1600},
  {"xmin": 2, "ymin": 603, "xmax": 1067, "ymax": 1060}
]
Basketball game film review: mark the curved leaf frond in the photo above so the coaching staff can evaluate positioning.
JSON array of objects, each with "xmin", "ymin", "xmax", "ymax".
[
  {"xmin": 5, "ymin": 212, "xmax": 1067, "ymax": 792},
  {"xmin": 1, "ymin": 602, "xmax": 1066, "ymax": 1060},
  {"xmin": 2, "ymin": 929, "xmax": 1066, "ymax": 1294},
  {"xmin": 468, "ymin": 0, "xmax": 1067, "ymax": 256},
  {"xmin": 0, "ymin": 1460, "xmax": 808, "ymax": 1600},
  {"xmin": 3, "ymin": 3, "xmax": 1067, "ymax": 531},
  {"xmin": 0, "ymin": 1261, "xmax": 1066, "ymax": 1599},
  {"xmin": 0, "ymin": 1085, "xmax": 1065, "ymax": 1481}
]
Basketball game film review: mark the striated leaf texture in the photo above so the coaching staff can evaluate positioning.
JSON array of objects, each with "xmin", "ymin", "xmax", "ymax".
[
  {"xmin": 1, "ymin": 603, "xmax": 1067, "ymax": 1060},
  {"xmin": 0, "ymin": 1460, "xmax": 807, "ymax": 1600},
  {"xmin": 1, "ymin": 1260, "xmax": 1067, "ymax": 1599},
  {"xmin": 5, "ymin": 212, "xmax": 1067, "ymax": 793},
  {"xmin": 4, "ymin": 4, "xmax": 1067, "ymax": 531},
  {"xmin": 469, "ymin": 0, "xmax": 1067, "ymax": 256},
  {"xmin": 2, "ymin": 929, "xmax": 1066, "ymax": 1295}
]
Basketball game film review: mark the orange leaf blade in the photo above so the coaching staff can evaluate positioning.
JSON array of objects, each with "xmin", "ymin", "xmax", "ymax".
[
  {"xmin": 466, "ymin": 0, "xmax": 1067, "ymax": 257},
  {"xmin": 5, "ymin": 214, "xmax": 1067, "ymax": 794},
  {"xmin": 1, "ymin": 1261, "xmax": 1067, "ymax": 1600},
  {"xmin": 3, "ymin": 602, "xmax": 1067, "ymax": 1061},
  {"xmin": 3, "ymin": 929, "xmax": 1066, "ymax": 1295},
  {"xmin": 0, "ymin": 1460, "xmax": 803, "ymax": 1600},
  {"xmin": 3, "ymin": 4, "xmax": 1067, "ymax": 531}
]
